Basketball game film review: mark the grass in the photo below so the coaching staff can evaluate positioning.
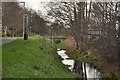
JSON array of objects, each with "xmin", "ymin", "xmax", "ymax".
[
  {"xmin": 69, "ymin": 52, "xmax": 103, "ymax": 70},
  {"xmin": 69, "ymin": 52, "xmax": 97, "ymax": 63},
  {"xmin": 0, "ymin": 44, "xmax": 2, "ymax": 79},
  {"xmin": 46, "ymin": 36, "xmax": 66, "ymax": 39},
  {"xmin": 100, "ymin": 72, "xmax": 111, "ymax": 79},
  {"xmin": 2, "ymin": 36, "xmax": 79, "ymax": 78},
  {"xmin": 116, "ymin": 73, "xmax": 120, "ymax": 80}
]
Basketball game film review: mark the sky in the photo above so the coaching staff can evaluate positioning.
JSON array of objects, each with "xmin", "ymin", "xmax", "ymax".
[
  {"xmin": 18, "ymin": 0, "xmax": 57, "ymax": 23},
  {"xmin": 18, "ymin": 0, "xmax": 89, "ymax": 11},
  {"xmin": 18, "ymin": 0, "xmax": 53, "ymax": 21},
  {"xmin": 18, "ymin": 0, "xmax": 50, "ymax": 11},
  {"xmin": 17, "ymin": 0, "xmax": 91, "ymax": 24}
]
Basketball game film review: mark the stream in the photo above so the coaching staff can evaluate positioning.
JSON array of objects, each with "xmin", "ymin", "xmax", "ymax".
[{"xmin": 57, "ymin": 48, "xmax": 100, "ymax": 79}]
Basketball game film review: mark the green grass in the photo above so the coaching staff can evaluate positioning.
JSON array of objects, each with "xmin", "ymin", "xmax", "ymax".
[
  {"xmin": 69, "ymin": 52, "xmax": 97, "ymax": 63},
  {"xmin": 2, "ymin": 37, "xmax": 79, "ymax": 78},
  {"xmin": 0, "ymin": 44, "xmax": 2, "ymax": 79},
  {"xmin": 46, "ymin": 36, "xmax": 66, "ymax": 39},
  {"xmin": 100, "ymin": 72, "xmax": 111, "ymax": 79},
  {"xmin": 116, "ymin": 73, "xmax": 120, "ymax": 80}
]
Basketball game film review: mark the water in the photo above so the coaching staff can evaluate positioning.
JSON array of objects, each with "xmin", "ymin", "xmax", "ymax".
[
  {"xmin": 82, "ymin": 63, "xmax": 100, "ymax": 79},
  {"xmin": 57, "ymin": 48, "xmax": 100, "ymax": 79},
  {"xmin": 62, "ymin": 59, "xmax": 75, "ymax": 71},
  {"xmin": 57, "ymin": 49, "xmax": 69, "ymax": 59}
]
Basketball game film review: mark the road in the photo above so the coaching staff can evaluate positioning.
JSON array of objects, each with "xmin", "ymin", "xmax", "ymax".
[{"xmin": 0, "ymin": 37, "xmax": 16, "ymax": 45}]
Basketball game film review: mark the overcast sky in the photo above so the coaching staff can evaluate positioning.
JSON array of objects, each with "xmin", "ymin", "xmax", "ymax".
[{"xmin": 18, "ymin": 0, "xmax": 49, "ymax": 11}]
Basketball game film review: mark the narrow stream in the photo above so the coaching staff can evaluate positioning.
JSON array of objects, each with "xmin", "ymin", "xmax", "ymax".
[
  {"xmin": 57, "ymin": 49, "xmax": 100, "ymax": 79},
  {"xmin": 82, "ymin": 62, "xmax": 100, "ymax": 79}
]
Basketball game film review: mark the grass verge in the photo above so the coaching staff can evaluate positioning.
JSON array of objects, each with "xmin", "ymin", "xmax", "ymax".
[
  {"xmin": 2, "ymin": 37, "xmax": 79, "ymax": 78},
  {"xmin": 0, "ymin": 44, "xmax": 2, "ymax": 79}
]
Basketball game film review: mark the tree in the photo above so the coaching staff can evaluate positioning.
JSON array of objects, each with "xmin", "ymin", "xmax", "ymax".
[
  {"xmin": 42, "ymin": 1, "xmax": 120, "ymax": 75},
  {"xmin": 2, "ymin": 2, "xmax": 49, "ymax": 37},
  {"xmin": 2, "ymin": 2, "xmax": 23, "ymax": 37}
]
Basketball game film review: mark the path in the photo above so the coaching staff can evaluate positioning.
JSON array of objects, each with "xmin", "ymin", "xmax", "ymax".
[{"xmin": 0, "ymin": 37, "xmax": 16, "ymax": 45}]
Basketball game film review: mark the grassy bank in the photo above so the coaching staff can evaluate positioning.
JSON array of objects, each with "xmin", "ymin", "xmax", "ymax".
[
  {"xmin": 0, "ymin": 44, "xmax": 2, "ymax": 79},
  {"xmin": 2, "ymin": 37, "xmax": 79, "ymax": 78}
]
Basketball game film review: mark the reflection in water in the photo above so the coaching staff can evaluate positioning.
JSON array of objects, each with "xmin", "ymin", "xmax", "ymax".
[
  {"xmin": 57, "ymin": 49, "xmax": 100, "ymax": 79},
  {"xmin": 82, "ymin": 63, "xmax": 100, "ymax": 79},
  {"xmin": 57, "ymin": 49, "xmax": 69, "ymax": 59},
  {"xmin": 62, "ymin": 59, "xmax": 75, "ymax": 71}
]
